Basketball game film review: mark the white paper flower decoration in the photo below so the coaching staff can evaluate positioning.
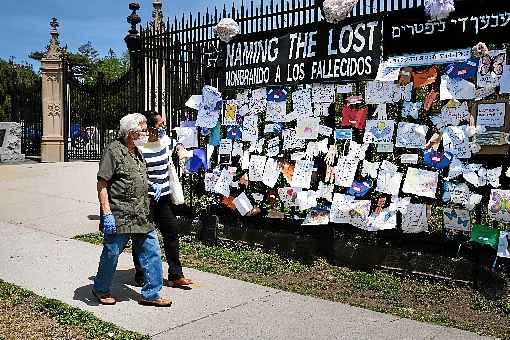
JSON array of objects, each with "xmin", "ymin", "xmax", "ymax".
[
  {"xmin": 322, "ymin": 0, "xmax": 359, "ymax": 24},
  {"xmin": 214, "ymin": 18, "xmax": 240, "ymax": 43},
  {"xmin": 424, "ymin": 0, "xmax": 455, "ymax": 21}
]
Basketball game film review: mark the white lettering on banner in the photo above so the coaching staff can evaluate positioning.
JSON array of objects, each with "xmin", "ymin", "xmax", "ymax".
[
  {"xmin": 226, "ymin": 38, "xmax": 280, "ymax": 68},
  {"xmin": 390, "ymin": 12, "xmax": 510, "ymax": 39}
]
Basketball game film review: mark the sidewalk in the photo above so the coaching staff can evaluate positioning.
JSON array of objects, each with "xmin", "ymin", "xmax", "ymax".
[{"xmin": 0, "ymin": 162, "xmax": 493, "ymax": 339}]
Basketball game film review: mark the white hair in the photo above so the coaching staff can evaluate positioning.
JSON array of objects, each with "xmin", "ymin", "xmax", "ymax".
[{"xmin": 118, "ymin": 113, "xmax": 146, "ymax": 141}]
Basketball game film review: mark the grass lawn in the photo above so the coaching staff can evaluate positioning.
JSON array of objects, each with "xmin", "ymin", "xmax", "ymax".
[
  {"xmin": 0, "ymin": 280, "xmax": 149, "ymax": 340},
  {"xmin": 74, "ymin": 232, "xmax": 510, "ymax": 339}
]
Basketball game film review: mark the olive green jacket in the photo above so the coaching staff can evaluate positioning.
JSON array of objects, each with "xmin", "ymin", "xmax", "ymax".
[{"xmin": 97, "ymin": 140, "xmax": 154, "ymax": 234}]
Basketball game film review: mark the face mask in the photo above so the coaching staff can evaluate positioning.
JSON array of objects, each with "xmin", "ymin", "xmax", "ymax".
[
  {"xmin": 158, "ymin": 127, "xmax": 166, "ymax": 139},
  {"xmin": 134, "ymin": 135, "xmax": 149, "ymax": 147}
]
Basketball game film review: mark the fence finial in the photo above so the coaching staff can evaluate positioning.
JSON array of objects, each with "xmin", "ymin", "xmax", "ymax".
[
  {"xmin": 45, "ymin": 17, "xmax": 61, "ymax": 60},
  {"xmin": 151, "ymin": 0, "xmax": 166, "ymax": 31},
  {"xmin": 125, "ymin": 3, "xmax": 142, "ymax": 52}
]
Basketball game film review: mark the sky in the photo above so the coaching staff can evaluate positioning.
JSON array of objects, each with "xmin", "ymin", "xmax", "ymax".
[{"xmin": 1, "ymin": 0, "xmax": 239, "ymax": 70}]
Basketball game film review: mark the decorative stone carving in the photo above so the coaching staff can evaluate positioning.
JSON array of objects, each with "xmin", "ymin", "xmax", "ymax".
[
  {"xmin": 47, "ymin": 103, "xmax": 61, "ymax": 117},
  {"xmin": 0, "ymin": 122, "xmax": 25, "ymax": 162},
  {"xmin": 150, "ymin": 0, "xmax": 165, "ymax": 32},
  {"xmin": 45, "ymin": 18, "xmax": 61, "ymax": 61}
]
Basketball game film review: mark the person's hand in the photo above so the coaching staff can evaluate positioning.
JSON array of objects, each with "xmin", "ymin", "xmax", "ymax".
[
  {"xmin": 152, "ymin": 183, "xmax": 162, "ymax": 202},
  {"xmin": 325, "ymin": 144, "xmax": 338, "ymax": 166},
  {"xmin": 102, "ymin": 213, "xmax": 116, "ymax": 235}
]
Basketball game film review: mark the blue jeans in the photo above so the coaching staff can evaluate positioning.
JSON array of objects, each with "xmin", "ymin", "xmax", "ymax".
[{"xmin": 93, "ymin": 230, "xmax": 163, "ymax": 301}]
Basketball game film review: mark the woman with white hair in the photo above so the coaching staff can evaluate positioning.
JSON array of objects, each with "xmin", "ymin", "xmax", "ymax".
[{"xmin": 93, "ymin": 113, "xmax": 171, "ymax": 307}]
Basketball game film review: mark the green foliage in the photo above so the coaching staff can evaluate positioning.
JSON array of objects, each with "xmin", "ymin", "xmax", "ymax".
[
  {"xmin": 337, "ymin": 270, "xmax": 402, "ymax": 301},
  {"xmin": 0, "ymin": 58, "xmax": 39, "ymax": 122},
  {"xmin": 72, "ymin": 232, "xmax": 104, "ymax": 245},
  {"xmin": 0, "ymin": 280, "xmax": 33, "ymax": 307}
]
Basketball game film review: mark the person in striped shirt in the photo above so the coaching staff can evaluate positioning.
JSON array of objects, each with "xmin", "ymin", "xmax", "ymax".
[{"xmin": 133, "ymin": 110, "xmax": 193, "ymax": 288}]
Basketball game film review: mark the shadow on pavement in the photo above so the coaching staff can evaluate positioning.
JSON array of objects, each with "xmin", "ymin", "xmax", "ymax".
[
  {"xmin": 74, "ymin": 270, "xmax": 142, "ymax": 305},
  {"xmin": 87, "ymin": 214, "xmax": 100, "ymax": 221}
]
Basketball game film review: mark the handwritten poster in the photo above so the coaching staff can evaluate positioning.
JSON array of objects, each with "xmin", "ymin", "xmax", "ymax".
[
  {"xmin": 401, "ymin": 204, "xmax": 428, "ymax": 233},
  {"xmin": 173, "ymin": 127, "xmax": 198, "ymax": 148},
  {"xmin": 248, "ymin": 155, "xmax": 267, "ymax": 182},
  {"xmin": 497, "ymin": 231, "xmax": 510, "ymax": 258},
  {"xmin": 219, "ymin": 139, "xmax": 233, "ymax": 155},
  {"xmin": 401, "ymin": 101, "xmax": 422, "ymax": 120},
  {"xmin": 312, "ymin": 83, "xmax": 335, "ymax": 103},
  {"xmin": 402, "ymin": 167, "xmax": 438, "ymax": 199},
  {"xmin": 431, "ymin": 102, "xmax": 470, "ymax": 129},
  {"xmin": 442, "ymin": 125, "xmax": 471, "ymax": 159},
  {"xmin": 335, "ymin": 156, "xmax": 359, "ymax": 187},
  {"xmin": 395, "ymin": 122, "xmax": 428, "ymax": 149},
  {"xmin": 263, "ymin": 157, "xmax": 281, "ymax": 188},
  {"xmin": 477, "ymin": 102, "xmax": 506, "ymax": 128},
  {"xmin": 376, "ymin": 160, "xmax": 402, "ymax": 195},
  {"xmin": 292, "ymin": 88, "xmax": 313, "ymax": 115},
  {"xmin": 242, "ymin": 115, "xmax": 259, "ymax": 142},
  {"xmin": 223, "ymin": 100, "xmax": 238, "ymax": 125},
  {"xmin": 291, "ymin": 159, "xmax": 314, "ymax": 189},
  {"xmin": 266, "ymin": 137, "xmax": 280, "ymax": 157},
  {"xmin": 440, "ymin": 75, "xmax": 476, "ymax": 100},
  {"xmin": 283, "ymin": 129, "xmax": 306, "ymax": 150},
  {"xmin": 213, "ymin": 169, "xmax": 232, "ymax": 196}
]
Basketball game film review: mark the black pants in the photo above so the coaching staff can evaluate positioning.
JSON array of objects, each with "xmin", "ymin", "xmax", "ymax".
[{"xmin": 133, "ymin": 195, "xmax": 184, "ymax": 281}]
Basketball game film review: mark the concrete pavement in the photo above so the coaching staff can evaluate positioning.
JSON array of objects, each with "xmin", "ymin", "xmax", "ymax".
[{"xmin": 0, "ymin": 162, "xmax": 495, "ymax": 339}]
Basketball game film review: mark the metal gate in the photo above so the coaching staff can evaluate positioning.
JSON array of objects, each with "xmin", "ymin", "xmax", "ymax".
[{"xmin": 6, "ymin": 62, "xmax": 42, "ymax": 157}]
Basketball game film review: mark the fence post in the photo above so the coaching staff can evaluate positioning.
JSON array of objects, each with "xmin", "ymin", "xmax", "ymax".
[{"xmin": 41, "ymin": 18, "xmax": 65, "ymax": 162}]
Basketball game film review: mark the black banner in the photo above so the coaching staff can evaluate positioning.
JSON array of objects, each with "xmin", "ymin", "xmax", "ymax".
[
  {"xmin": 384, "ymin": 2, "xmax": 510, "ymax": 56},
  {"xmin": 222, "ymin": 17, "xmax": 382, "ymax": 89}
]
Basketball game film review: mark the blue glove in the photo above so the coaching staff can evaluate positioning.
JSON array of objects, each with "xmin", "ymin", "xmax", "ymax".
[
  {"xmin": 102, "ymin": 213, "xmax": 116, "ymax": 235},
  {"xmin": 151, "ymin": 183, "xmax": 162, "ymax": 202}
]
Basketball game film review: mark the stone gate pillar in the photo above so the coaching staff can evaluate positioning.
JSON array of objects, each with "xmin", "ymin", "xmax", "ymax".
[{"xmin": 41, "ymin": 18, "xmax": 65, "ymax": 162}]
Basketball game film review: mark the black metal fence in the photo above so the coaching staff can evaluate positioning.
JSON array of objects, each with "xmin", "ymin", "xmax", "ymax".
[{"xmin": 6, "ymin": 63, "xmax": 42, "ymax": 157}]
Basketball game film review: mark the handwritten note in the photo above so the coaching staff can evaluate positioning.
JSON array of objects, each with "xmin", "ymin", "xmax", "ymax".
[
  {"xmin": 242, "ymin": 115, "xmax": 258, "ymax": 142},
  {"xmin": 402, "ymin": 167, "xmax": 438, "ymax": 199},
  {"xmin": 283, "ymin": 129, "xmax": 306, "ymax": 150},
  {"xmin": 477, "ymin": 102, "xmax": 506, "ymax": 128},
  {"xmin": 262, "ymin": 157, "xmax": 281, "ymax": 188},
  {"xmin": 401, "ymin": 204, "xmax": 429, "ymax": 233},
  {"xmin": 291, "ymin": 160, "xmax": 314, "ymax": 189},
  {"xmin": 234, "ymin": 192, "xmax": 254, "ymax": 216},
  {"xmin": 266, "ymin": 101, "xmax": 287, "ymax": 122},
  {"xmin": 395, "ymin": 122, "xmax": 428, "ymax": 149},
  {"xmin": 248, "ymin": 155, "xmax": 267, "ymax": 182},
  {"xmin": 363, "ymin": 120, "xmax": 395, "ymax": 144}
]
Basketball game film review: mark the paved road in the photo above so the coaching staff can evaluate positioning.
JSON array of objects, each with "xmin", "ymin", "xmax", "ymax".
[{"xmin": 0, "ymin": 162, "xmax": 494, "ymax": 339}]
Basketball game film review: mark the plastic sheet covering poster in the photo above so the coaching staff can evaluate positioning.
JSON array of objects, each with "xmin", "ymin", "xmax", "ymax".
[
  {"xmin": 223, "ymin": 100, "xmax": 238, "ymax": 125},
  {"xmin": 290, "ymin": 159, "xmax": 314, "ymax": 189},
  {"xmin": 498, "ymin": 231, "xmax": 510, "ymax": 258},
  {"xmin": 242, "ymin": 115, "xmax": 258, "ymax": 142},
  {"xmin": 363, "ymin": 120, "xmax": 395, "ymax": 144},
  {"xmin": 278, "ymin": 187, "xmax": 301, "ymax": 207},
  {"xmin": 442, "ymin": 125, "xmax": 471, "ymax": 159},
  {"xmin": 213, "ymin": 169, "xmax": 232, "ymax": 196},
  {"xmin": 477, "ymin": 50, "xmax": 506, "ymax": 88},
  {"xmin": 401, "ymin": 203, "xmax": 428, "ymax": 233},
  {"xmin": 173, "ymin": 127, "xmax": 198, "ymax": 148},
  {"xmin": 330, "ymin": 194, "xmax": 371, "ymax": 228},
  {"xmin": 266, "ymin": 101, "xmax": 287, "ymax": 122},
  {"xmin": 296, "ymin": 117, "xmax": 320, "ymax": 140},
  {"xmin": 302, "ymin": 207, "xmax": 330, "ymax": 225},
  {"xmin": 204, "ymin": 172, "xmax": 219, "ymax": 192},
  {"xmin": 443, "ymin": 208, "xmax": 471, "ymax": 231},
  {"xmin": 402, "ymin": 167, "xmax": 438, "ymax": 199},
  {"xmin": 431, "ymin": 102, "xmax": 470, "ymax": 129},
  {"xmin": 248, "ymin": 155, "xmax": 267, "ymax": 182},
  {"xmin": 376, "ymin": 160, "xmax": 402, "ymax": 196},
  {"xmin": 488, "ymin": 189, "xmax": 510, "ymax": 223},
  {"xmin": 263, "ymin": 157, "xmax": 281, "ymax": 188},
  {"xmin": 440, "ymin": 76, "xmax": 475, "ymax": 100},
  {"xmin": 365, "ymin": 81, "xmax": 412, "ymax": 104},
  {"xmin": 234, "ymin": 192, "xmax": 253, "ymax": 216},
  {"xmin": 395, "ymin": 122, "xmax": 428, "ymax": 149},
  {"xmin": 401, "ymin": 101, "xmax": 422, "ymax": 119}
]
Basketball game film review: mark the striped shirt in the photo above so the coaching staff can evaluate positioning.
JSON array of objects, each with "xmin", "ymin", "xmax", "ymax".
[{"xmin": 138, "ymin": 135, "xmax": 172, "ymax": 198}]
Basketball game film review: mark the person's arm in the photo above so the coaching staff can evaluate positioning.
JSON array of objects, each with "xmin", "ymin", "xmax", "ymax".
[{"xmin": 97, "ymin": 179, "xmax": 111, "ymax": 214}]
